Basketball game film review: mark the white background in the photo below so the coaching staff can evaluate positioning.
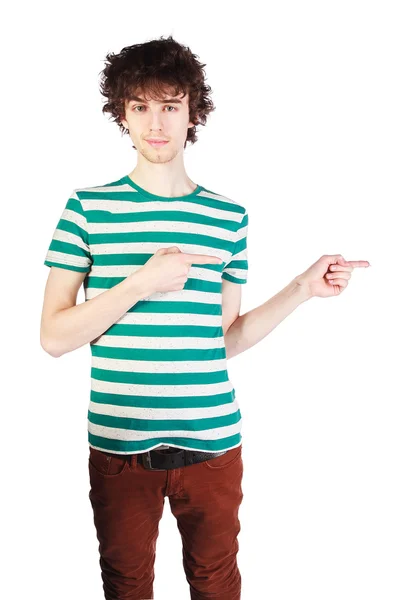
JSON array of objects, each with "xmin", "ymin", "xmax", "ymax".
[{"xmin": 2, "ymin": 1, "xmax": 399, "ymax": 598}]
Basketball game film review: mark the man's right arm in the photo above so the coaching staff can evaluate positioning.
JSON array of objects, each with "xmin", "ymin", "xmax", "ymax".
[{"xmin": 40, "ymin": 267, "xmax": 152, "ymax": 358}]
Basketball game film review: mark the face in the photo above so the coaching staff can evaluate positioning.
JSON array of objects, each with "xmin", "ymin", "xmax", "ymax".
[{"xmin": 120, "ymin": 88, "xmax": 196, "ymax": 164}]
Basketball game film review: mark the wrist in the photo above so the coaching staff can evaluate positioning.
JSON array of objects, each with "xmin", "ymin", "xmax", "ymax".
[
  {"xmin": 292, "ymin": 275, "xmax": 313, "ymax": 302},
  {"xmin": 128, "ymin": 269, "xmax": 154, "ymax": 300}
]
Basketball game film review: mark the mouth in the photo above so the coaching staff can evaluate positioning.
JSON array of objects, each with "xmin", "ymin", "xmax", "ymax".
[{"xmin": 146, "ymin": 140, "xmax": 169, "ymax": 148}]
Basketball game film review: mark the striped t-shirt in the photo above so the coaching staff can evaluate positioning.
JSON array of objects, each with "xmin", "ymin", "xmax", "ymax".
[{"xmin": 44, "ymin": 175, "xmax": 249, "ymax": 455}]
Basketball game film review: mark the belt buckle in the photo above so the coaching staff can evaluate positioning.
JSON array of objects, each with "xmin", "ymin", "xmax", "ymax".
[{"xmin": 141, "ymin": 451, "xmax": 166, "ymax": 471}]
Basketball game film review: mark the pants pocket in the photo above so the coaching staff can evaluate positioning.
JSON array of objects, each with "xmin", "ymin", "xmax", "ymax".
[
  {"xmin": 88, "ymin": 447, "xmax": 130, "ymax": 477},
  {"xmin": 201, "ymin": 445, "xmax": 242, "ymax": 470}
]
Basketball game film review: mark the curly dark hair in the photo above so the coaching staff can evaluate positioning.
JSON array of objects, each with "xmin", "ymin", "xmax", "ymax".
[{"xmin": 99, "ymin": 35, "xmax": 216, "ymax": 147}]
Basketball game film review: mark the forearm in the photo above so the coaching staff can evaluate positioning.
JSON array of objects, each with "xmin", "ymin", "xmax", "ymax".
[
  {"xmin": 225, "ymin": 277, "xmax": 311, "ymax": 359},
  {"xmin": 43, "ymin": 271, "xmax": 152, "ymax": 358}
]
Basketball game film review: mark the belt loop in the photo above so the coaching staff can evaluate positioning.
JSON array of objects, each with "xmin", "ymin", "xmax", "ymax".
[
  {"xmin": 141, "ymin": 451, "xmax": 152, "ymax": 469},
  {"xmin": 129, "ymin": 453, "xmax": 138, "ymax": 468}
]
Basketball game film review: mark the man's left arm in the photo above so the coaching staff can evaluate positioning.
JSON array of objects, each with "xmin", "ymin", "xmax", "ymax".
[
  {"xmin": 223, "ymin": 276, "xmax": 310, "ymax": 360},
  {"xmin": 223, "ymin": 254, "xmax": 370, "ymax": 360}
]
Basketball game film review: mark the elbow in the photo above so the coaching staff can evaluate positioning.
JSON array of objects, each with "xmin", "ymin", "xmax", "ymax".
[{"xmin": 40, "ymin": 332, "xmax": 62, "ymax": 358}]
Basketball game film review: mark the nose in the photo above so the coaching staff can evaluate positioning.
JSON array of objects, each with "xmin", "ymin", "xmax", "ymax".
[{"xmin": 149, "ymin": 110, "xmax": 164, "ymax": 130}]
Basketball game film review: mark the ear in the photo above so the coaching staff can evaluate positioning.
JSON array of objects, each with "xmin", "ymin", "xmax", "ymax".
[
  {"xmin": 188, "ymin": 113, "xmax": 198, "ymax": 129},
  {"xmin": 120, "ymin": 103, "xmax": 129, "ymax": 129}
]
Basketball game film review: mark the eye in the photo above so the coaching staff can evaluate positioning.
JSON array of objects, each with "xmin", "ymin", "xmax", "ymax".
[{"xmin": 132, "ymin": 105, "xmax": 177, "ymax": 112}]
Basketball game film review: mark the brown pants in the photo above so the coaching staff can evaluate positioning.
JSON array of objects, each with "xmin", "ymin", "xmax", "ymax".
[{"xmin": 88, "ymin": 444, "xmax": 244, "ymax": 600}]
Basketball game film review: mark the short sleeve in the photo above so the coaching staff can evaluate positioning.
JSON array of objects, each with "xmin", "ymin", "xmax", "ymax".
[
  {"xmin": 43, "ymin": 190, "xmax": 92, "ymax": 273},
  {"xmin": 222, "ymin": 210, "xmax": 248, "ymax": 284}
]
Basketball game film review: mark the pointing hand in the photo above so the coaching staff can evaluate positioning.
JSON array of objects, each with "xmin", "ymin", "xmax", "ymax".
[{"xmin": 295, "ymin": 254, "xmax": 370, "ymax": 299}]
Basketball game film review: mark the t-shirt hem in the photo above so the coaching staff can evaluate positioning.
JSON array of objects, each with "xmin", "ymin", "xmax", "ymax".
[{"xmin": 88, "ymin": 440, "xmax": 243, "ymax": 455}]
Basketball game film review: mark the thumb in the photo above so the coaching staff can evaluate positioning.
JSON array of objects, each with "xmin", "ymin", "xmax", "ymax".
[
  {"xmin": 163, "ymin": 246, "xmax": 182, "ymax": 254},
  {"xmin": 333, "ymin": 254, "xmax": 350, "ymax": 266}
]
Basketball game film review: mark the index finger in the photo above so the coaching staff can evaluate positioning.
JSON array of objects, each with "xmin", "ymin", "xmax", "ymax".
[
  {"xmin": 182, "ymin": 253, "xmax": 223, "ymax": 264},
  {"xmin": 344, "ymin": 260, "xmax": 370, "ymax": 268}
]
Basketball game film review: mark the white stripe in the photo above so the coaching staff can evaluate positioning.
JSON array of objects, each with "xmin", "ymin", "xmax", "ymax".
[
  {"xmin": 91, "ymin": 356, "xmax": 227, "ymax": 373},
  {"xmin": 197, "ymin": 188, "xmax": 243, "ymax": 205},
  {"xmin": 85, "ymin": 288, "xmax": 222, "ymax": 304},
  {"xmin": 89, "ymin": 219, "xmax": 237, "ymax": 242},
  {"xmin": 88, "ymin": 397, "xmax": 238, "ymax": 419},
  {"xmin": 237, "ymin": 224, "xmax": 247, "ymax": 239},
  {"xmin": 82, "ymin": 198, "xmax": 243, "ymax": 224},
  {"xmin": 91, "ymin": 378, "xmax": 232, "ymax": 397},
  {"xmin": 223, "ymin": 267, "xmax": 247, "ymax": 280},
  {"xmin": 48, "ymin": 227, "xmax": 90, "ymax": 253},
  {"xmin": 91, "ymin": 335, "xmax": 225, "ymax": 349},
  {"xmin": 62, "ymin": 206, "xmax": 88, "ymax": 229},
  {"xmin": 88, "ymin": 264, "xmax": 222, "ymax": 281},
  {"xmin": 87, "ymin": 419, "xmax": 242, "ymax": 442},
  {"xmin": 45, "ymin": 249, "xmax": 90, "ymax": 268},
  {"xmin": 90, "ymin": 240, "xmax": 231, "ymax": 261},
  {"xmin": 114, "ymin": 312, "xmax": 221, "ymax": 327},
  {"xmin": 80, "ymin": 192, "xmax": 244, "ymax": 225}
]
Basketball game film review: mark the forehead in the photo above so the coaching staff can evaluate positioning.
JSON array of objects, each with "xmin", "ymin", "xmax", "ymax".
[{"xmin": 126, "ymin": 88, "xmax": 188, "ymax": 105}]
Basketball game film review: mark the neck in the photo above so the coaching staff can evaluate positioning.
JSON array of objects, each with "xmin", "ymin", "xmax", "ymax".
[{"xmin": 128, "ymin": 158, "xmax": 196, "ymax": 198}]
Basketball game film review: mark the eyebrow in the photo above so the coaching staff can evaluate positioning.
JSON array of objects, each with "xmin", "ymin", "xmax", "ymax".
[{"xmin": 128, "ymin": 96, "xmax": 183, "ymax": 105}]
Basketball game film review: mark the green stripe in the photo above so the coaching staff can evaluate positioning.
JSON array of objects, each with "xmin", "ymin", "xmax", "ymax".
[
  {"xmin": 233, "ymin": 236, "xmax": 247, "ymax": 253},
  {"xmin": 92, "ymin": 254, "xmax": 224, "ymax": 277},
  {"xmin": 90, "ymin": 230, "xmax": 233, "ymax": 252},
  {"xmin": 85, "ymin": 208, "xmax": 240, "ymax": 232},
  {"xmin": 90, "ymin": 388, "xmax": 235, "ymax": 408},
  {"xmin": 88, "ymin": 408, "xmax": 241, "ymax": 431},
  {"xmin": 78, "ymin": 188, "xmax": 245, "ymax": 215},
  {"xmin": 88, "ymin": 432, "xmax": 242, "ymax": 453},
  {"xmin": 86, "ymin": 275, "xmax": 222, "ymax": 293},
  {"xmin": 90, "ymin": 345, "xmax": 226, "ymax": 361},
  {"xmin": 222, "ymin": 273, "xmax": 247, "ymax": 284},
  {"xmin": 91, "ymin": 367, "xmax": 229, "ymax": 385},
  {"xmin": 238, "ymin": 212, "xmax": 248, "ymax": 228},
  {"xmin": 57, "ymin": 216, "xmax": 88, "ymax": 242},
  {"xmin": 123, "ymin": 300, "xmax": 222, "ymax": 315},
  {"xmin": 47, "ymin": 238, "xmax": 91, "ymax": 260},
  {"xmin": 104, "ymin": 323, "xmax": 223, "ymax": 337},
  {"xmin": 226, "ymin": 259, "xmax": 247, "ymax": 269}
]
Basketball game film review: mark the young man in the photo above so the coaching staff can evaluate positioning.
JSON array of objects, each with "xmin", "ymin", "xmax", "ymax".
[{"xmin": 41, "ymin": 36, "xmax": 369, "ymax": 600}]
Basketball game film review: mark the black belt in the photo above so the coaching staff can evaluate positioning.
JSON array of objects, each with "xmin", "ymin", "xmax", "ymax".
[{"xmin": 137, "ymin": 447, "xmax": 228, "ymax": 471}]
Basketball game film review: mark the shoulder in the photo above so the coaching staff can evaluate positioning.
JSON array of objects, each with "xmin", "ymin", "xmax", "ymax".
[
  {"xmin": 199, "ymin": 185, "xmax": 247, "ymax": 216},
  {"xmin": 72, "ymin": 179, "xmax": 125, "ymax": 218},
  {"xmin": 74, "ymin": 177, "xmax": 124, "ymax": 197}
]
